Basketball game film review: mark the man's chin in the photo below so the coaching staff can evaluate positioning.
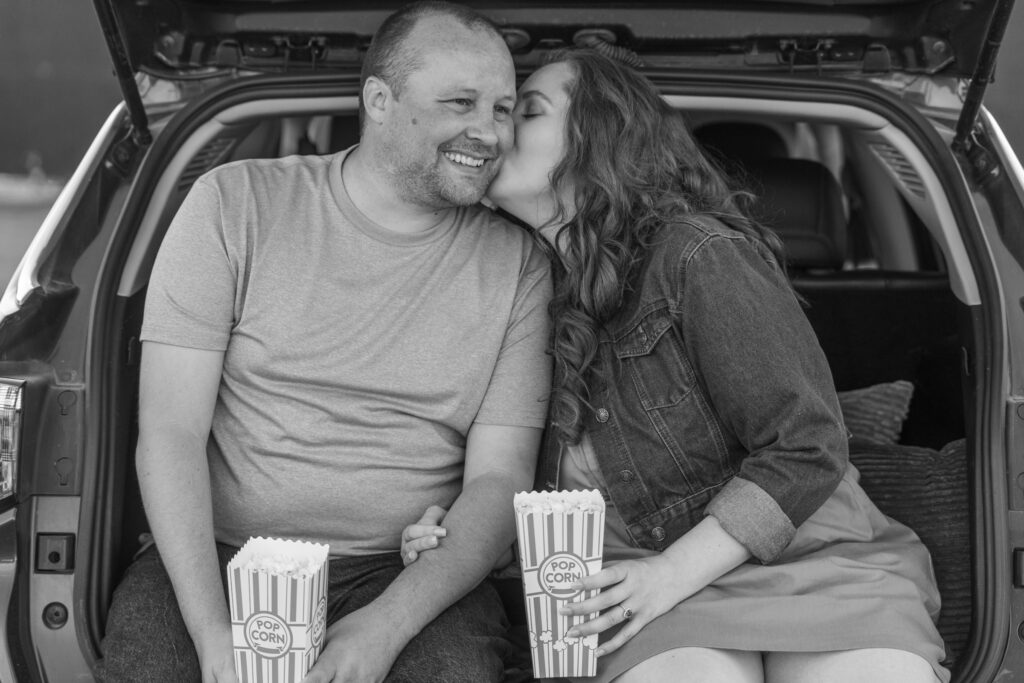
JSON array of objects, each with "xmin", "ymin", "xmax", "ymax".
[{"xmin": 440, "ymin": 177, "xmax": 494, "ymax": 207}]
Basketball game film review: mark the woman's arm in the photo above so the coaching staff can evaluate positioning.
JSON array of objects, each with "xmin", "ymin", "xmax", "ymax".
[
  {"xmin": 679, "ymin": 232, "xmax": 848, "ymax": 562},
  {"xmin": 566, "ymin": 232, "xmax": 846, "ymax": 657}
]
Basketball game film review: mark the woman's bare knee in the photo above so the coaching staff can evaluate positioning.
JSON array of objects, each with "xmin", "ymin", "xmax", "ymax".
[
  {"xmin": 614, "ymin": 647, "xmax": 764, "ymax": 683},
  {"xmin": 765, "ymin": 648, "xmax": 938, "ymax": 683}
]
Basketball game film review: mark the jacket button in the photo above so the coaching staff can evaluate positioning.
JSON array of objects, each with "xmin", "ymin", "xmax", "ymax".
[
  {"xmin": 651, "ymin": 527, "xmax": 666, "ymax": 541},
  {"xmin": 619, "ymin": 470, "xmax": 634, "ymax": 482},
  {"xmin": 596, "ymin": 408, "xmax": 610, "ymax": 423}
]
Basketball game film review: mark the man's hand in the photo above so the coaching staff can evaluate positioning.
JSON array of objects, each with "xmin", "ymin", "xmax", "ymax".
[
  {"xmin": 200, "ymin": 645, "xmax": 239, "ymax": 683},
  {"xmin": 299, "ymin": 608, "xmax": 405, "ymax": 683},
  {"xmin": 194, "ymin": 623, "xmax": 238, "ymax": 683}
]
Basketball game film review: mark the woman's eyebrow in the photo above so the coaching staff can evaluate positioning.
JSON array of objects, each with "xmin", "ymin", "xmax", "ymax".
[{"xmin": 518, "ymin": 89, "xmax": 553, "ymax": 105}]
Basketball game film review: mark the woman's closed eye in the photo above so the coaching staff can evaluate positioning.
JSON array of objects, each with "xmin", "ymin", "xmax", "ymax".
[{"xmin": 515, "ymin": 104, "xmax": 543, "ymax": 120}]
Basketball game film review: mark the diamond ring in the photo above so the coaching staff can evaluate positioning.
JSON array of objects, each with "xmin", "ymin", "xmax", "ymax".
[{"xmin": 621, "ymin": 606, "xmax": 634, "ymax": 620}]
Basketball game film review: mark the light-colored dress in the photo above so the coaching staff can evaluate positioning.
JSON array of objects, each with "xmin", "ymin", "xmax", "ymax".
[{"xmin": 560, "ymin": 434, "xmax": 950, "ymax": 683}]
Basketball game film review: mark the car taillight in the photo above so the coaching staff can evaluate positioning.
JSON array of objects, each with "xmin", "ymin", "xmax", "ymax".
[{"xmin": 0, "ymin": 380, "xmax": 23, "ymax": 501}]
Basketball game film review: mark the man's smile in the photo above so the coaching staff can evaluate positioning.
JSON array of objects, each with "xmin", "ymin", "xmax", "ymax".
[{"xmin": 442, "ymin": 151, "xmax": 491, "ymax": 169}]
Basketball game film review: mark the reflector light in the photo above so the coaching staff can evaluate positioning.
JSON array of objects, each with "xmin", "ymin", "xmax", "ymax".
[{"xmin": 0, "ymin": 380, "xmax": 23, "ymax": 501}]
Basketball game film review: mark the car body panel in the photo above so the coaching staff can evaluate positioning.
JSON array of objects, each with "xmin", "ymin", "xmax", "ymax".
[
  {"xmin": 0, "ymin": 107, "xmax": 128, "ymax": 319},
  {"xmin": 0, "ymin": 508, "xmax": 20, "ymax": 683}
]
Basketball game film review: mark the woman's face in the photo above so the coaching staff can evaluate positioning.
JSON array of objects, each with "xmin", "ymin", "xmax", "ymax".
[{"xmin": 486, "ymin": 61, "xmax": 575, "ymax": 231}]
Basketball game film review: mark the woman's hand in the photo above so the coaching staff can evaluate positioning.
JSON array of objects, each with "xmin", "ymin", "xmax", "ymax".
[
  {"xmin": 559, "ymin": 554, "xmax": 694, "ymax": 658},
  {"xmin": 560, "ymin": 516, "xmax": 752, "ymax": 658},
  {"xmin": 400, "ymin": 505, "xmax": 447, "ymax": 566}
]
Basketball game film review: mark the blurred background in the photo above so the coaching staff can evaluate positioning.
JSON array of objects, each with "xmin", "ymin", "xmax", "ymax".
[{"xmin": 2, "ymin": 1, "xmax": 1023, "ymax": 286}]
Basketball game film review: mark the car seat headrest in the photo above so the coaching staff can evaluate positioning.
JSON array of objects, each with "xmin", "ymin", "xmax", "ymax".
[
  {"xmin": 744, "ymin": 158, "xmax": 848, "ymax": 271},
  {"xmin": 695, "ymin": 122, "xmax": 788, "ymax": 167}
]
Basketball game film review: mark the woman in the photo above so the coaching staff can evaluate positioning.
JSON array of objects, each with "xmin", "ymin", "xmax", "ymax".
[{"xmin": 403, "ymin": 49, "xmax": 947, "ymax": 682}]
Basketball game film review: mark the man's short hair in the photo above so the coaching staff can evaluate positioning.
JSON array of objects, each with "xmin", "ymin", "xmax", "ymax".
[{"xmin": 359, "ymin": 1, "xmax": 503, "ymax": 126}]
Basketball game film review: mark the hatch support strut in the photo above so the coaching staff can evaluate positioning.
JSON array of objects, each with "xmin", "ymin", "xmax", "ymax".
[
  {"xmin": 952, "ymin": 0, "xmax": 1015, "ymax": 155},
  {"xmin": 93, "ymin": 0, "xmax": 152, "ymax": 147}
]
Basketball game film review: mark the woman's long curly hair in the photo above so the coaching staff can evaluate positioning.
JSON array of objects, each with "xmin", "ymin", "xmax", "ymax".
[{"xmin": 546, "ymin": 49, "xmax": 787, "ymax": 446}]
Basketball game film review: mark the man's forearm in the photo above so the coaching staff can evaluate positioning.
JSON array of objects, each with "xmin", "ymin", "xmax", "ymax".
[
  {"xmin": 136, "ymin": 428, "xmax": 231, "ymax": 656},
  {"xmin": 336, "ymin": 469, "xmax": 525, "ymax": 645}
]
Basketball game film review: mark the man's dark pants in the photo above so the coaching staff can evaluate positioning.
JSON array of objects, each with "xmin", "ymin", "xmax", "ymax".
[{"xmin": 96, "ymin": 543, "xmax": 513, "ymax": 682}]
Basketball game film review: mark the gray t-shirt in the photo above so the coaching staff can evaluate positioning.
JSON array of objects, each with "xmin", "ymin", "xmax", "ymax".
[{"xmin": 141, "ymin": 149, "xmax": 552, "ymax": 556}]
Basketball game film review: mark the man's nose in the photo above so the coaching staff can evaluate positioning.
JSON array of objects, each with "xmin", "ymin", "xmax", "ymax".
[{"xmin": 465, "ymin": 109, "xmax": 504, "ymax": 147}]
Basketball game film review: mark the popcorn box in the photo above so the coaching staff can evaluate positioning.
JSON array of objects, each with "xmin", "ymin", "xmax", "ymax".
[
  {"xmin": 228, "ymin": 537, "xmax": 330, "ymax": 682},
  {"xmin": 514, "ymin": 490, "xmax": 606, "ymax": 678}
]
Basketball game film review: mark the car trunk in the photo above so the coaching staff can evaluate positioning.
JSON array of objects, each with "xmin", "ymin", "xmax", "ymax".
[{"xmin": 68, "ymin": 69, "xmax": 981, "ymax": 678}]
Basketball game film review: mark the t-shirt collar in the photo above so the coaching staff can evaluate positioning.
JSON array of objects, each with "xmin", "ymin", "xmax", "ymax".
[{"xmin": 330, "ymin": 146, "xmax": 463, "ymax": 247}]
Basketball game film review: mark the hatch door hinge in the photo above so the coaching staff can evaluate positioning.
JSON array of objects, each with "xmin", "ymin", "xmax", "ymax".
[{"xmin": 952, "ymin": 0, "xmax": 1016, "ymax": 156}]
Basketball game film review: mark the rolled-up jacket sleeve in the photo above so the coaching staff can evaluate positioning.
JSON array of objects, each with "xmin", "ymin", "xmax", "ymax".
[{"xmin": 677, "ymin": 233, "xmax": 848, "ymax": 562}]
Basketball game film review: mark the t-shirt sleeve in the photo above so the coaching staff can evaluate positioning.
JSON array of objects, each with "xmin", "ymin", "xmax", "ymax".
[
  {"xmin": 473, "ymin": 243, "xmax": 553, "ymax": 429},
  {"xmin": 140, "ymin": 176, "xmax": 238, "ymax": 351}
]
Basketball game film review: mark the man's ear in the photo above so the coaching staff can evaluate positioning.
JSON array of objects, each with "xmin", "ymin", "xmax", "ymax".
[{"xmin": 362, "ymin": 76, "xmax": 392, "ymax": 126}]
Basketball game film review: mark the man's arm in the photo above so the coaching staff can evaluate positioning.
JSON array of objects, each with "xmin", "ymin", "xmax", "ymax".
[
  {"xmin": 303, "ymin": 422, "xmax": 541, "ymax": 683},
  {"xmin": 135, "ymin": 341, "xmax": 237, "ymax": 683}
]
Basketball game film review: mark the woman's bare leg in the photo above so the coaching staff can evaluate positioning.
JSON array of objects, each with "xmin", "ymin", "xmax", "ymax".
[
  {"xmin": 765, "ymin": 648, "xmax": 939, "ymax": 683},
  {"xmin": 614, "ymin": 647, "xmax": 764, "ymax": 683}
]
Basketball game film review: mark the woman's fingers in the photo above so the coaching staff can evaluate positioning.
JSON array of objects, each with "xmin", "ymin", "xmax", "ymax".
[
  {"xmin": 565, "ymin": 600, "xmax": 636, "ymax": 638},
  {"xmin": 407, "ymin": 535, "xmax": 442, "ymax": 553},
  {"xmin": 418, "ymin": 505, "xmax": 448, "ymax": 526},
  {"xmin": 575, "ymin": 564, "xmax": 626, "ymax": 592},
  {"xmin": 400, "ymin": 523, "xmax": 447, "ymax": 565},
  {"xmin": 558, "ymin": 585, "xmax": 626, "ymax": 618},
  {"xmin": 594, "ymin": 616, "xmax": 646, "ymax": 657},
  {"xmin": 401, "ymin": 524, "xmax": 447, "ymax": 543},
  {"xmin": 557, "ymin": 564, "xmax": 628, "ymax": 617}
]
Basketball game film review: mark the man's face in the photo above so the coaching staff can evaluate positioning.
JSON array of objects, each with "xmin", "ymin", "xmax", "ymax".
[{"xmin": 376, "ymin": 17, "xmax": 516, "ymax": 208}]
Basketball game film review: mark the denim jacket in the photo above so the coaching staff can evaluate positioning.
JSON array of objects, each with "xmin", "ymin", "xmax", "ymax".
[{"xmin": 537, "ymin": 217, "xmax": 848, "ymax": 563}]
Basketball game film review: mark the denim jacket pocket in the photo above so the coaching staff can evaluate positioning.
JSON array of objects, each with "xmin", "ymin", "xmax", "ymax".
[
  {"xmin": 612, "ymin": 310, "xmax": 696, "ymax": 409},
  {"xmin": 610, "ymin": 309, "xmax": 734, "ymax": 510}
]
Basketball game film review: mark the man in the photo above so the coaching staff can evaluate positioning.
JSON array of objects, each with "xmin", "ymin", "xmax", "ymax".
[{"xmin": 98, "ymin": 3, "xmax": 551, "ymax": 681}]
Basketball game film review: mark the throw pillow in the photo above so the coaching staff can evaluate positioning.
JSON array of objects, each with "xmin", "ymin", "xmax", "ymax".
[{"xmin": 837, "ymin": 379, "xmax": 914, "ymax": 445}]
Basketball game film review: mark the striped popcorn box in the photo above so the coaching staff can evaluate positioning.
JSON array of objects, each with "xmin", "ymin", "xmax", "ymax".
[
  {"xmin": 514, "ymin": 490, "xmax": 606, "ymax": 678},
  {"xmin": 228, "ymin": 537, "xmax": 330, "ymax": 682}
]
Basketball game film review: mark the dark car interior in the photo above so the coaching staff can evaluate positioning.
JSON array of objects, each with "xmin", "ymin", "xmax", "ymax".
[
  {"xmin": 105, "ymin": 105, "xmax": 973, "ymax": 675},
  {"xmin": 696, "ymin": 123, "xmax": 971, "ymax": 666}
]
